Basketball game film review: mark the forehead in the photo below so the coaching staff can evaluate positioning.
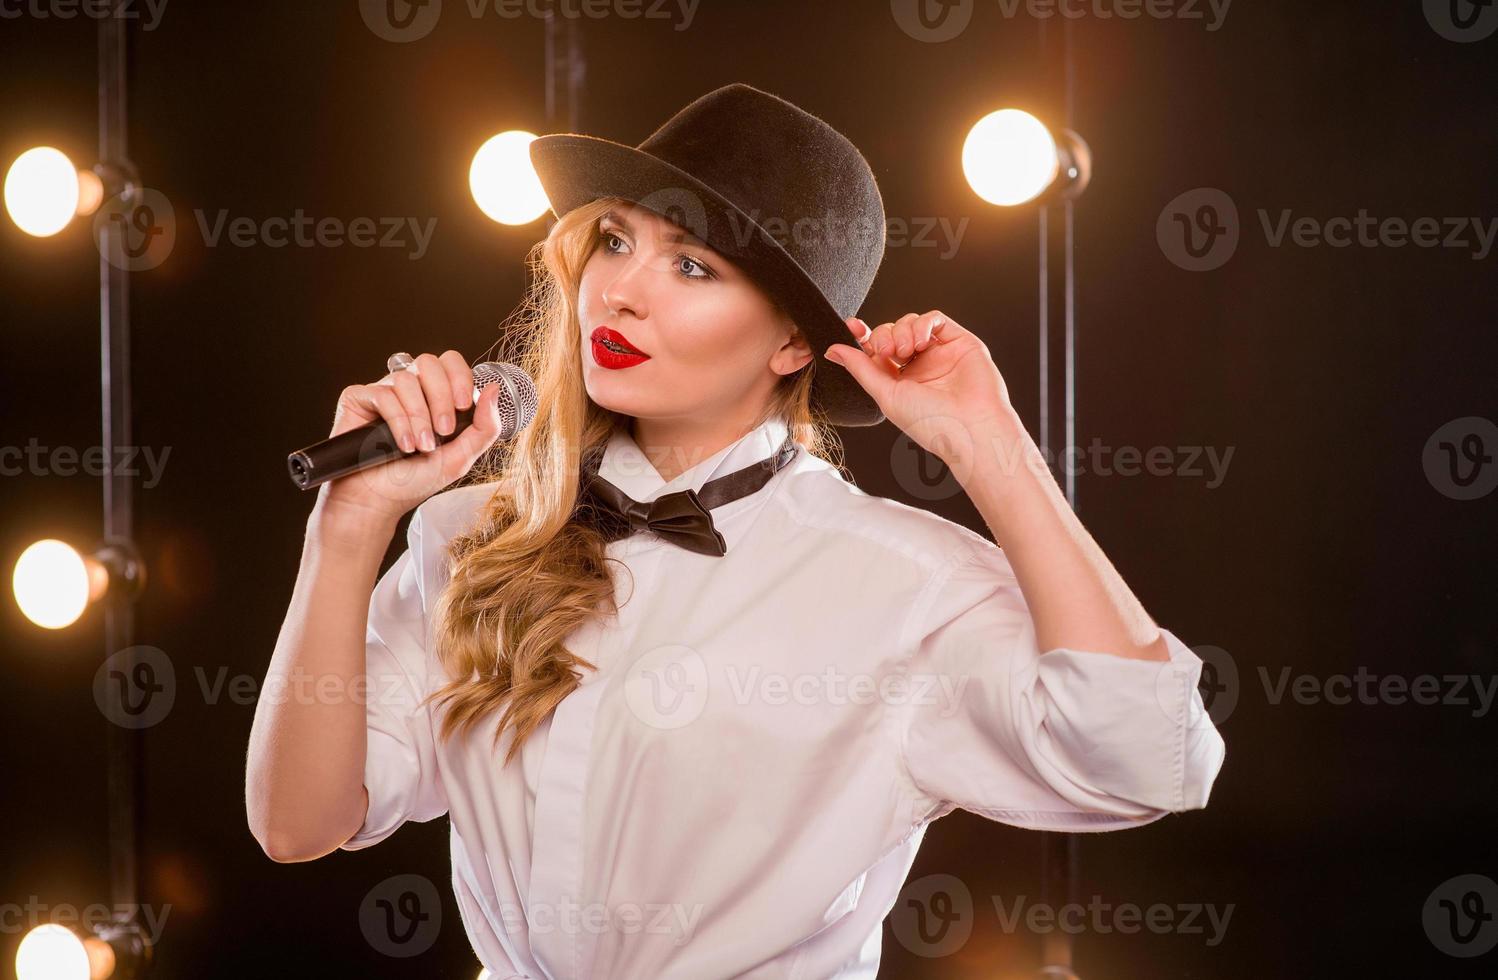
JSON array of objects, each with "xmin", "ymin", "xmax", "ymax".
[{"xmin": 602, "ymin": 202, "xmax": 713, "ymax": 251}]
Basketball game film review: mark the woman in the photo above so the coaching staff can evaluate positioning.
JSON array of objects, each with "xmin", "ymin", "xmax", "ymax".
[{"xmin": 246, "ymin": 83, "xmax": 1225, "ymax": 978}]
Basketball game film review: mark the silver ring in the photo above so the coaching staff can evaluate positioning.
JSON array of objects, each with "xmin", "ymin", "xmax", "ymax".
[{"xmin": 387, "ymin": 351, "xmax": 415, "ymax": 374}]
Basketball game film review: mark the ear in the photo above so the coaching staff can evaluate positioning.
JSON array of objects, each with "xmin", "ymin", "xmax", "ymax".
[{"xmin": 770, "ymin": 321, "xmax": 814, "ymax": 377}]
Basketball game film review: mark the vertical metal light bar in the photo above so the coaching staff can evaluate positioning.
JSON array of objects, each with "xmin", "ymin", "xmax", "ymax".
[
  {"xmin": 1062, "ymin": 14, "xmax": 1078, "ymax": 513},
  {"xmin": 543, "ymin": 11, "xmax": 584, "ymax": 234},
  {"xmin": 1037, "ymin": 13, "xmax": 1081, "ymax": 980},
  {"xmin": 99, "ymin": 0, "xmax": 139, "ymax": 917}
]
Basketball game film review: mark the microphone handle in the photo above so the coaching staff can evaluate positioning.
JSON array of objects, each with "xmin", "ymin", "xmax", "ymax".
[{"xmin": 287, "ymin": 405, "xmax": 477, "ymax": 490}]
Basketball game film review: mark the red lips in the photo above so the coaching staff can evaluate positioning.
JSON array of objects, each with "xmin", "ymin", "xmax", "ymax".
[
  {"xmin": 590, "ymin": 326, "xmax": 651, "ymax": 369},
  {"xmin": 591, "ymin": 326, "xmax": 647, "ymax": 355}
]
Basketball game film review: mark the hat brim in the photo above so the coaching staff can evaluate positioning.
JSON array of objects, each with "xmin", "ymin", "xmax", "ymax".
[{"xmin": 530, "ymin": 133, "xmax": 885, "ymax": 428}]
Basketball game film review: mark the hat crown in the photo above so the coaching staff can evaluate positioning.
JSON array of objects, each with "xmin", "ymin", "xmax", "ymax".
[{"xmin": 635, "ymin": 84, "xmax": 886, "ymax": 320}]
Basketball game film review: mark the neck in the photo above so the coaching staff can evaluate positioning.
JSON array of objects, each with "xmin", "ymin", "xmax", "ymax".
[{"xmin": 629, "ymin": 412, "xmax": 767, "ymax": 484}]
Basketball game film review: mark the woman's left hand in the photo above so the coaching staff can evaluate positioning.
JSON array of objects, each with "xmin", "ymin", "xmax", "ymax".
[{"xmin": 825, "ymin": 311, "xmax": 1018, "ymax": 460}]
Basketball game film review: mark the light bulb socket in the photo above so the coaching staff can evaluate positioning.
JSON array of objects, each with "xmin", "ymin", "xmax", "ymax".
[
  {"xmin": 88, "ymin": 537, "xmax": 146, "ymax": 603},
  {"xmin": 1038, "ymin": 128, "xmax": 1092, "ymax": 204},
  {"xmin": 88, "ymin": 160, "xmax": 142, "ymax": 209},
  {"xmin": 89, "ymin": 916, "xmax": 153, "ymax": 979}
]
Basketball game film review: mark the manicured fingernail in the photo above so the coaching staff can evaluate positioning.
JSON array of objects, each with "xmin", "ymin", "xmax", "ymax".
[
  {"xmin": 420, "ymin": 430, "xmax": 436, "ymax": 452},
  {"xmin": 438, "ymin": 413, "xmax": 453, "ymax": 434}
]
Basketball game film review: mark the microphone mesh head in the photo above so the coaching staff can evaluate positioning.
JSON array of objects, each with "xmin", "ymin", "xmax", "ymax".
[{"xmin": 473, "ymin": 362, "xmax": 538, "ymax": 438}]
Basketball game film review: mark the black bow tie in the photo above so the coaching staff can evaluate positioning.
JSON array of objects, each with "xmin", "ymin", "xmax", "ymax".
[{"xmin": 577, "ymin": 431, "xmax": 798, "ymax": 557}]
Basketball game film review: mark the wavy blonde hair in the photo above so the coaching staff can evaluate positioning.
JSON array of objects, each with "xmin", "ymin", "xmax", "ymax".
[{"xmin": 421, "ymin": 196, "xmax": 849, "ymax": 766}]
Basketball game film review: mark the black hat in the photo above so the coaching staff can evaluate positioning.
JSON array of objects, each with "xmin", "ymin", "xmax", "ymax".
[{"xmin": 529, "ymin": 82, "xmax": 887, "ymax": 428}]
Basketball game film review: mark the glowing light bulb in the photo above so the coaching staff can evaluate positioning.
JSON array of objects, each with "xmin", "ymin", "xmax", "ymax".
[
  {"xmin": 469, "ymin": 131, "xmax": 550, "ymax": 226},
  {"xmin": 15, "ymin": 924, "xmax": 91, "ymax": 980},
  {"xmin": 962, "ymin": 109, "xmax": 1061, "ymax": 207},
  {"xmin": 13, "ymin": 539, "xmax": 97, "ymax": 630},
  {"xmin": 4, "ymin": 147, "xmax": 101, "ymax": 237}
]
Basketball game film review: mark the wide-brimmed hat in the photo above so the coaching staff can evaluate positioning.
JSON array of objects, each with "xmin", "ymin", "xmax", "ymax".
[{"xmin": 529, "ymin": 82, "xmax": 888, "ymax": 428}]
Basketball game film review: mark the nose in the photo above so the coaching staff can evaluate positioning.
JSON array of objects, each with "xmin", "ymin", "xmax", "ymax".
[{"xmin": 601, "ymin": 249, "xmax": 657, "ymax": 321}]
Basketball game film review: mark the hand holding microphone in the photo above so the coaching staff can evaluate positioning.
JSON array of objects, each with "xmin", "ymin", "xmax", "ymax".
[{"xmin": 287, "ymin": 350, "xmax": 536, "ymax": 526}]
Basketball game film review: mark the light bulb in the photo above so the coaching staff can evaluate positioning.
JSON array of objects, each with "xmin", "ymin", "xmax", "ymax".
[
  {"xmin": 15, "ymin": 924, "xmax": 91, "ymax": 980},
  {"xmin": 469, "ymin": 131, "xmax": 550, "ymax": 226},
  {"xmin": 13, "ymin": 539, "xmax": 98, "ymax": 630},
  {"xmin": 4, "ymin": 147, "xmax": 95, "ymax": 237},
  {"xmin": 962, "ymin": 109, "xmax": 1061, "ymax": 207}
]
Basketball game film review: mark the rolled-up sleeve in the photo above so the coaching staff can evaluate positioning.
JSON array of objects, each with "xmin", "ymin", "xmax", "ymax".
[
  {"xmin": 339, "ymin": 506, "xmax": 450, "ymax": 850},
  {"xmin": 892, "ymin": 544, "xmax": 1226, "ymax": 832}
]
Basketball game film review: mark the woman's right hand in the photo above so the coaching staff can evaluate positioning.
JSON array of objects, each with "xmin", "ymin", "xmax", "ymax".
[{"xmin": 315, "ymin": 350, "xmax": 507, "ymax": 527}]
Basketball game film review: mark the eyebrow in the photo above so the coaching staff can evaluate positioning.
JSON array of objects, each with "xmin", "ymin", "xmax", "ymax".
[{"xmin": 601, "ymin": 209, "xmax": 713, "ymax": 251}]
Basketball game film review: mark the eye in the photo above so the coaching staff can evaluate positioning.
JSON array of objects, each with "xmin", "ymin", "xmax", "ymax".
[
  {"xmin": 599, "ymin": 228, "xmax": 626, "ymax": 254},
  {"xmin": 675, "ymin": 254, "xmax": 714, "ymax": 280}
]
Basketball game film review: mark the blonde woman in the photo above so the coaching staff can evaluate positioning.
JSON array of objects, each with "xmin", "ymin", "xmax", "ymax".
[{"xmin": 246, "ymin": 83, "xmax": 1226, "ymax": 978}]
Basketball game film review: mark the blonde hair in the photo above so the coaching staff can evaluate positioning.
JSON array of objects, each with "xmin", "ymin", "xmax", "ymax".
[{"xmin": 422, "ymin": 196, "xmax": 848, "ymax": 766}]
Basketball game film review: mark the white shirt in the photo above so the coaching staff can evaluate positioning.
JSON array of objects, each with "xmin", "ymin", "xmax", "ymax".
[{"xmin": 339, "ymin": 415, "xmax": 1227, "ymax": 978}]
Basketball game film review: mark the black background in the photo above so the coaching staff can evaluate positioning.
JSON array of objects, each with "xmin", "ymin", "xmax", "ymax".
[{"xmin": 3, "ymin": 0, "xmax": 1496, "ymax": 977}]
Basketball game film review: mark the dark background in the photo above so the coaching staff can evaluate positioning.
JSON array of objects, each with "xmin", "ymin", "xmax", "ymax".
[{"xmin": 3, "ymin": 0, "xmax": 1496, "ymax": 977}]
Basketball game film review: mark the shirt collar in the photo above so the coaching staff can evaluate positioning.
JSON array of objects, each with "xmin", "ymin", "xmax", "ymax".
[{"xmin": 594, "ymin": 416, "xmax": 792, "ymax": 504}]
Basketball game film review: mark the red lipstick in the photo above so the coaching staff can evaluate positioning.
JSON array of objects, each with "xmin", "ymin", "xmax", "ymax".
[{"xmin": 591, "ymin": 326, "xmax": 651, "ymax": 369}]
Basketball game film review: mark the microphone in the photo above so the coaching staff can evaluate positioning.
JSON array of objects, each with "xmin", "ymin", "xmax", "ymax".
[{"xmin": 286, "ymin": 361, "xmax": 538, "ymax": 490}]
